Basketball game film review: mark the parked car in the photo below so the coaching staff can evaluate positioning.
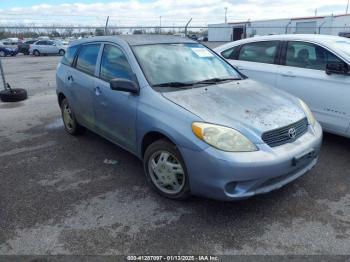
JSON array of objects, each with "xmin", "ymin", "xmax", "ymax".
[
  {"xmin": 0, "ymin": 42, "xmax": 18, "ymax": 57},
  {"xmin": 56, "ymin": 35, "xmax": 322, "ymax": 201},
  {"xmin": 215, "ymin": 34, "xmax": 350, "ymax": 138},
  {"xmin": 29, "ymin": 40, "xmax": 67, "ymax": 56},
  {"xmin": 17, "ymin": 39, "xmax": 37, "ymax": 55}
]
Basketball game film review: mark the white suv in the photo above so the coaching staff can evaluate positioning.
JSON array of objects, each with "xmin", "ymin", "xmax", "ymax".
[
  {"xmin": 215, "ymin": 34, "xmax": 350, "ymax": 138},
  {"xmin": 30, "ymin": 40, "xmax": 67, "ymax": 56}
]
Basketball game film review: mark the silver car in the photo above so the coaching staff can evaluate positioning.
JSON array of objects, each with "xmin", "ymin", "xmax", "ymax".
[{"xmin": 30, "ymin": 40, "xmax": 67, "ymax": 56}]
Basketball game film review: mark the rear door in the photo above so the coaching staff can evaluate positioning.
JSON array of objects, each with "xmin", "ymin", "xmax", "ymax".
[
  {"xmin": 68, "ymin": 43, "xmax": 101, "ymax": 130},
  {"xmin": 276, "ymin": 41, "xmax": 350, "ymax": 134},
  {"xmin": 222, "ymin": 41, "xmax": 281, "ymax": 87},
  {"xmin": 93, "ymin": 43, "xmax": 139, "ymax": 152}
]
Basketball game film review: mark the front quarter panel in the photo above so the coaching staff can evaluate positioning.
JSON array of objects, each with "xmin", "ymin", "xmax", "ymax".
[{"xmin": 136, "ymin": 86, "xmax": 209, "ymax": 158}]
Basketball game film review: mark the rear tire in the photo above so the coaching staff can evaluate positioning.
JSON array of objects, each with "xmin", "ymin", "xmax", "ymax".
[
  {"xmin": 144, "ymin": 139, "xmax": 191, "ymax": 200},
  {"xmin": 60, "ymin": 98, "xmax": 85, "ymax": 135},
  {"xmin": 0, "ymin": 50, "xmax": 6, "ymax": 57},
  {"xmin": 33, "ymin": 50, "xmax": 40, "ymax": 56},
  {"xmin": 59, "ymin": 49, "xmax": 65, "ymax": 56},
  {"xmin": 0, "ymin": 88, "xmax": 28, "ymax": 102}
]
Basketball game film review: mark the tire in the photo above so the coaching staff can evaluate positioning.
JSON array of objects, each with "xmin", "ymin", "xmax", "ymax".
[
  {"xmin": 0, "ymin": 88, "xmax": 27, "ymax": 102},
  {"xmin": 59, "ymin": 49, "xmax": 65, "ymax": 56},
  {"xmin": 0, "ymin": 50, "xmax": 6, "ymax": 57},
  {"xmin": 144, "ymin": 139, "xmax": 191, "ymax": 200},
  {"xmin": 60, "ymin": 98, "xmax": 85, "ymax": 135},
  {"xmin": 33, "ymin": 50, "xmax": 40, "ymax": 56}
]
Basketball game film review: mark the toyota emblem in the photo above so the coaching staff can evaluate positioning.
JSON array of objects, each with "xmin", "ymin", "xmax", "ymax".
[{"xmin": 288, "ymin": 128, "xmax": 297, "ymax": 139}]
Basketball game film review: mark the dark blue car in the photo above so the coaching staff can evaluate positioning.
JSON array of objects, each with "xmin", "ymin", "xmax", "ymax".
[{"xmin": 0, "ymin": 45, "xmax": 18, "ymax": 57}]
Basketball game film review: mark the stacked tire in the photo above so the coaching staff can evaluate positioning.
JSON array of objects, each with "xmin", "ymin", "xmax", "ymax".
[{"xmin": 0, "ymin": 88, "xmax": 27, "ymax": 102}]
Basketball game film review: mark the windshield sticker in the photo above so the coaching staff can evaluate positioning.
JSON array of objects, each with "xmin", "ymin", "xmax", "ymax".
[{"xmin": 191, "ymin": 48, "xmax": 214, "ymax": 58}]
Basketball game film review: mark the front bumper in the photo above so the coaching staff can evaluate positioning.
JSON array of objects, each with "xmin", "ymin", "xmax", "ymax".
[{"xmin": 180, "ymin": 122, "xmax": 323, "ymax": 201}]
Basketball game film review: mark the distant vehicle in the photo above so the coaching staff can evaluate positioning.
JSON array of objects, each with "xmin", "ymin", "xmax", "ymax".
[
  {"xmin": 17, "ymin": 39, "xmax": 37, "ymax": 55},
  {"xmin": 56, "ymin": 35, "xmax": 322, "ymax": 201},
  {"xmin": 339, "ymin": 32, "xmax": 350, "ymax": 38},
  {"xmin": 173, "ymin": 33, "xmax": 186, "ymax": 38},
  {"xmin": 215, "ymin": 34, "xmax": 350, "ymax": 138},
  {"xmin": 198, "ymin": 36, "xmax": 208, "ymax": 42},
  {"xmin": 189, "ymin": 34, "xmax": 198, "ymax": 40},
  {"xmin": 29, "ymin": 40, "xmax": 67, "ymax": 56},
  {"xmin": 0, "ymin": 42, "xmax": 18, "ymax": 57}
]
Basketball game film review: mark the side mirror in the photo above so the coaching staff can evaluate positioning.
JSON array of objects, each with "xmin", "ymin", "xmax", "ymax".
[
  {"xmin": 326, "ymin": 62, "xmax": 349, "ymax": 75},
  {"xmin": 110, "ymin": 78, "xmax": 140, "ymax": 94}
]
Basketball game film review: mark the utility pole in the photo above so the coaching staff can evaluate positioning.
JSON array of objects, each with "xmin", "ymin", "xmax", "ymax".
[
  {"xmin": 184, "ymin": 18, "xmax": 192, "ymax": 36},
  {"xmin": 347, "ymin": 0, "xmax": 350, "ymax": 14},
  {"xmin": 224, "ymin": 7, "xmax": 228, "ymax": 23},
  {"xmin": 105, "ymin": 16, "xmax": 109, "ymax": 36},
  {"xmin": 315, "ymin": 8, "xmax": 317, "ymax": 16},
  {"xmin": 159, "ymin": 16, "xmax": 162, "ymax": 34}
]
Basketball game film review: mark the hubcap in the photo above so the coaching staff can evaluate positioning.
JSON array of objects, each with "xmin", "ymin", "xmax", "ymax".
[
  {"xmin": 63, "ymin": 103, "xmax": 74, "ymax": 131},
  {"xmin": 148, "ymin": 150, "xmax": 185, "ymax": 194},
  {"xmin": 0, "ymin": 51, "xmax": 5, "ymax": 57}
]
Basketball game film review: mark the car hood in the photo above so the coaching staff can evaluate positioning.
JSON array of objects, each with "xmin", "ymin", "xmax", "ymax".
[{"xmin": 162, "ymin": 79, "xmax": 306, "ymax": 140}]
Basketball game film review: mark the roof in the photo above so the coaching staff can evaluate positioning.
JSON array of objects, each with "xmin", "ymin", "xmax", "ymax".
[
  {"xmin": 214, "ymin": 34, "xmax": 350, "ymax": 53},
  {"xmin": 226, "ymin": 13, "xmax": 350, "ymax": 25},
  {"xmin": 71, "ymin": 35, "xmax": 196, "ymax": 47}
]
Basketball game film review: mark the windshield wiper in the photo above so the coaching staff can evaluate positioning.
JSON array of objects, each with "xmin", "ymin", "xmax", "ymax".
[
  {"xmin": 193, "ymin": 77, "xmax": 240, "ymax": 85},
  {"xmin": 152, "ymin": 82, "xmax": 194, "ymax": 89}
]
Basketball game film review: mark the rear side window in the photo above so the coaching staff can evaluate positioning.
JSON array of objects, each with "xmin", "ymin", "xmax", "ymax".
[
  {"xmin": 75, "ymin": 44, "xmax": 100, "ymax": 76},
  {"xmin": 100, "ymin": 44, "xmax": 134, "ymax": 82},
  {"xmin": 61, "ymin": 45, "xmax": 79, "ymax": 66},
  {"xmin": 238, "ymin": 41, "xmax": 279, "ymax": 64},
  {"xmin": 221, "ymin": 46, "xmax": 238, "ymax": 59},
  {"xmin": 285, "ymin": 41, "xmax": 344, "ymax": 70}
]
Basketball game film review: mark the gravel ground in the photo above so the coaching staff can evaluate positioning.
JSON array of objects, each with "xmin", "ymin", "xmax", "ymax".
[{"xmin": 0, "ymin": 53, "xmax": 349, "ymax": 256}]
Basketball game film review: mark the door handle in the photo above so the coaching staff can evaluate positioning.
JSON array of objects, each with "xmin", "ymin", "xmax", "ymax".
[
  {"xmin": 235, "ymin": 65, "xmax": 244, "ymax": 70},
  {"xmin": 94, "ymin": 86, "xmax": 102, "ymax": 96},
  {"xmin": 281, "ymin": 72, "xmax": 296, "ymax": 77},
  {"xmin": 67, "ymin": 75, "xmax": 74, "ymax": 82}
]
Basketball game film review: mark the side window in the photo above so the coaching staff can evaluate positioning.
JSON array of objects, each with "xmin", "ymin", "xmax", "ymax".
[
  {"xmin": 238, "ymin": 41, "xmax": 279, "ymax": 64},
  {"xmin": 61, "ymin": 45, "xmax": 79, "ymax": 66},
  {"xmin": 75, "ymin": 44, "xmax": 100, "ymax": 76},
  {"xmin": 47, "ymin": 41, "xmax": 54, "ymax": 45},
  {"xmin": 221, "ymin": 46, "xmax": 238, "ymax": 59},
  {"xmin": 285, "ymin": 41, "xmax": 344, "ymax": 70},
  {"xmin": 36, "ymin": 41, "xmax": 46, "ymax": 45},
  {"xmin": 99, "ymin": 44, "xmax": 134, "ymax": 82}
]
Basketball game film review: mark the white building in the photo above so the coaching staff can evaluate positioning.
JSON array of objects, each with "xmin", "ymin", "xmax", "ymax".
[{"xmin": 208, "ymin": 14, "xmax": 350, "ymax": 41}]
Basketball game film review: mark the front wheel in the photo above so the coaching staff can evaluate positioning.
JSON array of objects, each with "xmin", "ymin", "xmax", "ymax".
[
  {"xmin": 144, "ymin": 140, "xmax": 191, "ymax": 200},
  {"xmin": 0, "ymin": 50, "xmax": 6, "ymax": 57},
  {"xmin": 60, "ymin": 98, "xmax": 85, "ymax": 135},
  {"xmin": 33, "ymin": 50, "xmax": 40, "ymax": 56}
]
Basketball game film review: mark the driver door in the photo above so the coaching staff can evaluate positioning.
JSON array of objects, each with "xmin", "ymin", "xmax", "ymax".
[{"xmin": 276, "ymin": 41, "xmax": 350, "ymax": 134}]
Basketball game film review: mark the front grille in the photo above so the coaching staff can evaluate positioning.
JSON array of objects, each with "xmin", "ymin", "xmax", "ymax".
[{"xmin": 262, "ymin": 118, "xmax": 308, "ymax": 147}]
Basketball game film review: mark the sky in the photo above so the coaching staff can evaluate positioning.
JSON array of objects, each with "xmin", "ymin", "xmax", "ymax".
[{"xmin": 0, "ymin": 0, "xmax": 350, "ymax": 26}]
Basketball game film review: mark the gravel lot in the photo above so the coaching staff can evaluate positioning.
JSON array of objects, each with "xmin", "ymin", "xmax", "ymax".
[{"xmin": 0, "ymin": 53, "xmax": 349, "ymax": 256}]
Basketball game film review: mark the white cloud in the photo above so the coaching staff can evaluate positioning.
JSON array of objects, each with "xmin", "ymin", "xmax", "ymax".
[{"xmin": 0, "ymin": 0, "xmax": 349, "ymax": 26}]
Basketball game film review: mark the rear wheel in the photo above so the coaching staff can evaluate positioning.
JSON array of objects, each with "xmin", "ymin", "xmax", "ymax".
[
  {"xmin": 60, "ymin": 98, "xmax": 85, "ymax": 135},
  {"xmin": 58, "ymin": 49, "xmax": 65, "ymax": 56},
  {"xmin": 144, "ymin": 140, "xmax": 191, "ymax": 200},
  {"xmin": 0, "ymin": 50, "xmax": 6, "ymax": 57},
  {"xmin": 33, "ymin": 50, "xmax": 40, "ymax": 56}
]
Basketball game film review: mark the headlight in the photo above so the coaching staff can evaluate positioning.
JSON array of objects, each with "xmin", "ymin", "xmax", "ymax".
[
  {"xmin": 299, "ymin": 99, "xmax": 316, "ymax": 127},
  {"xmin": 192, "ymin": 122, "xmax": 257, "ymax": 152}
]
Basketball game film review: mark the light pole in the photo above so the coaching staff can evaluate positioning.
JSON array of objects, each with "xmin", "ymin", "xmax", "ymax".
[
  {"xmin": 347, "ymin": 0, "xmax": 350, "ymax": 14},
  {"xmin": 159, "ymin": 16, "xmax": 162, "ymax": 34},
  {"xmin": 224, "ymin": 7, "xmax": 228, "ymax": 23}
]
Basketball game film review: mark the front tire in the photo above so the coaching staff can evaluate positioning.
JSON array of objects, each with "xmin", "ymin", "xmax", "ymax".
[
  {"xmin": 0, "ymin": 50, "xmax": 6, "ymax": 57},
  {"xmin": 33, "ymin": 50, "xmax": 40, "ymax": 56},
  {"xmin": 144, "ymin": 139, "xmax": 191, "ymax": 200},
  {"xmin": 60, "ymin": 98, "xmax": 85, "ymax": 135}
]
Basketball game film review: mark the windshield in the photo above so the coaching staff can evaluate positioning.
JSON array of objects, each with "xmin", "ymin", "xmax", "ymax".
[
  {"xmin": 132, "ymin": 43, "xmax": 241, "ymax": 88},
  {"xmin": 330, "ymin": 39, "xmax": 350, "ymax": 56}
]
